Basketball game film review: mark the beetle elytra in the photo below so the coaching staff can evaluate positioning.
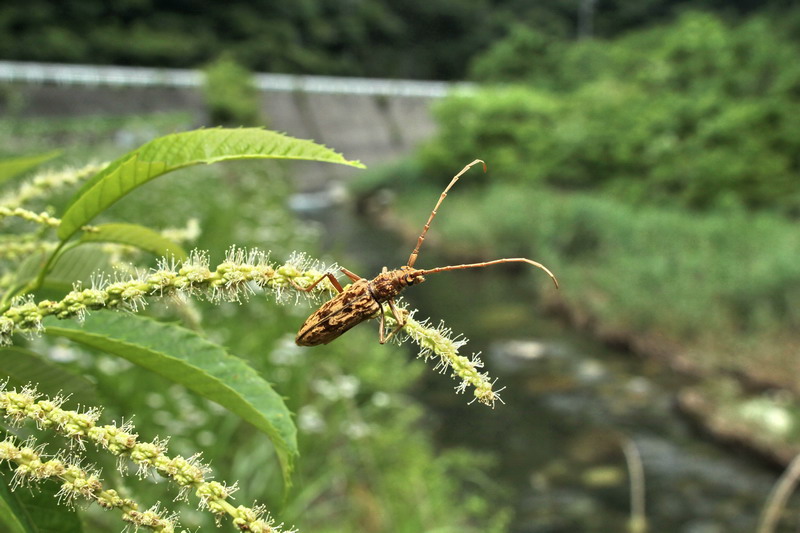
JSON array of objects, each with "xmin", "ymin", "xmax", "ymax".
[{"xmin": 294, "ymin": 159, "xmax": 558, "ymax": 346}]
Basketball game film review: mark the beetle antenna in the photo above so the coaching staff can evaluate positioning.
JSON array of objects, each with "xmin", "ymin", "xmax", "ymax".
[
  {"xmin": 406, "ymin": 159, "xmax": 486, "ymax": 268},
  {"xmin": 418, "ymin": 258, "xmax": 559, "ymax": 288}
]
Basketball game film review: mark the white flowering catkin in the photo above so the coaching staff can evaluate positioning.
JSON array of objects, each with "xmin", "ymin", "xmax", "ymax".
[
  {"xmin": 382, "ymin": 305, "xmax": 502, "ymax": 407},
  {"xmin": 1, "ymin": 247, "xmax": 501, "ymax": 406},
  {"xmin": 0, "ymin": 247, "xmax": 338, "ymax": 345},
  {"xmin": 0, "ymin": 384, "xmax": 296, "ymax": 533}
]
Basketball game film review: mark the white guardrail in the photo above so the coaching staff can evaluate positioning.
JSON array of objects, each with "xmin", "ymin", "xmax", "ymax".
[{"xmin": 0, "ymin": 60, "xmax": 471, "ymax": 98}]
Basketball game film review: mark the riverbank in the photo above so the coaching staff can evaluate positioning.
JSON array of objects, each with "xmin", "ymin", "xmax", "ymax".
[
  {"xmin": 354, "ymin": 178, "xmax": 800, "ymax": 468},
  {"xmin": 544, "ymin": 292, "xmax": 800, "ymax": 469}
]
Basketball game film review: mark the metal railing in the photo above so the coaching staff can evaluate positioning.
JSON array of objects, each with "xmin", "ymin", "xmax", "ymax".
[{"xmin": 0, "ymin": 60, "xmax": 471, "ymax": 98}]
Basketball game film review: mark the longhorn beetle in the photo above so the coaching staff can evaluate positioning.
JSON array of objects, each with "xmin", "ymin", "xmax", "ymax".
[{"xmin": 294, "ymin": 159, "xmax": 558, "ymax": 346}]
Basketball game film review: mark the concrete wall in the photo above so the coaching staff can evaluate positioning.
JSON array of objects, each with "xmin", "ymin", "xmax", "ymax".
[
  {"xmin": 262, "ymin": 90, "xmax": 438, "ymax": 186},
  {"xmin": 3, "ymin": 85, "xmax": 204, "ymax": 117}
]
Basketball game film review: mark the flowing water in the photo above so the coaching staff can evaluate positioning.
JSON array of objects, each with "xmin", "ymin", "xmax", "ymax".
[{"xmin": 297, "ymin": 193, "xmax": 788, "ymax": 533}]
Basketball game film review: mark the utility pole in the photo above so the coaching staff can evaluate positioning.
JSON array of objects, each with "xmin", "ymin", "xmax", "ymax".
[{"xmin": 578, "ymin": 0, "xmax": 598, "ymax": 39}]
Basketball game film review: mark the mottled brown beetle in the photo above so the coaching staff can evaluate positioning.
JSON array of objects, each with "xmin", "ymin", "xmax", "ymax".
[{"xmin": 294, "ymin": 159, "xmax": 558, "ymax": 346}]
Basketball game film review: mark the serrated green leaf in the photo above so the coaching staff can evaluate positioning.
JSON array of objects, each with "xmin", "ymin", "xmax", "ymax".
[
  {"xmin": 0, "ymin": 347, "xmax": 96, "ymax": 406},
  {"xmin": 43, "ymin": 244, "xmax": 112, "ymax": 289},
  {"xmin": 0, "ymin": 475, "xmax": 27, "ymax": 533},
  {"xmin": 2, "ymin": 237, "xmax": 120, "ymax": 306},
  {"xmin": 79, "ymin": 223, "xmax": 187, "ymax": 262},
  {"xmin": 43, "ymin": 313, "xmax": 297, "ymax": 487},
  {"xmin": 2, "ymin": 251, "xmax": 48, "ymax": 304},
  {"xmin": 0, "ymin": 467, "xmax": 83, "ymax": 533},
  {"xmin": 0, "ymin": 151, "xmax": 61, "ymax": 185},
  {"xmin": 59, "ymin": 128, "xmax": 365, "ymax": 240}
]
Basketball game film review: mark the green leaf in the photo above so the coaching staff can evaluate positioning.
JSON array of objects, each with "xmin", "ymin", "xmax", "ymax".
[
  {"xmin": 43, "ymin": 313, "xmax": 298, "ymax": 487},
  {"xmin": 78, "ymin": 223, "xmax": 187, "ymax": 262},
  {"xmin": 0, "ymin": 475, "xmax": 27, "ymax": 533},
  {"xmin": 59, "ymin": 128, "xmax": 365, "ymax": 240},
  {"xmin": 42, "ymin": 244, "xmax": 112, "ymax": 290},
  {"xmin": 0, "ymin": 347, "xmax": 96, "ymax": 406},
  {"xmin": 0, "ymin": 151, "xmax": 61, "ymax": 185},
  {"xmin": 0, "ymin": 467, "xmax": 84, "ymax": 533},
  {"xmin": 1, "ymin": 251, "xmax": 48, "ymax": 305}
]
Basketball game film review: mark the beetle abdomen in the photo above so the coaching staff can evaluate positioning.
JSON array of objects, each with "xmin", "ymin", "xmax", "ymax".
[{"xmin": 295, "ymin": 280, "xmax": 381, "ymax": 346}]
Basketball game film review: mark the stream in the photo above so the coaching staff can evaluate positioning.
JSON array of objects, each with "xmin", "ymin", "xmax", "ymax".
[{"xmin": 295, "ymin": 191, "xmax": 786, "ymax": 533}]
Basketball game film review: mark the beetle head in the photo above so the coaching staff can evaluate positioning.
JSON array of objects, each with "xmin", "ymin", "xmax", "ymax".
[{"xmin": 398, "ymin": 265, "xmax": 425, "ymax": 287}]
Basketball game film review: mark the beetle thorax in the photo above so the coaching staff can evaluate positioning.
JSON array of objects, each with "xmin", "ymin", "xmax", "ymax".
[{"xmin": 368, "ymin": 266, "xmax": 425, "ymax": 303}]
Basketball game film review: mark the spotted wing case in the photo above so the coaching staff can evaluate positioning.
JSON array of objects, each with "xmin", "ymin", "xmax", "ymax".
[{"xmin": 295, "ymin": 279, "xmax": 381, "ymax": 346}]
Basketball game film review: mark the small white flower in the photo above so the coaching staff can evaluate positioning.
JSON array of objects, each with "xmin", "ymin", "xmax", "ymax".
[
  {"xmin": 270, "ymin": 335, "xmax": 305, "ymax": 366},
  {"xmin": 298, "ymin": 406, "xmax": 326, "ymax": 433},
  {"xmin": 342, "ymin": 420, "xmax": 370, "ymax": 440},
  {"xmin": 371, "ymin": 392, "xmax": 391, "ymax": 407},
  {"xmin": 333, "ymin": 375, "xmax": 360, "ymax": 399}
]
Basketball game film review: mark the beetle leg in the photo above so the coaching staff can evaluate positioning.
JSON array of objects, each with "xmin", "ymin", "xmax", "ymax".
[
  {"xmin": 290, "ymin": 272, "xmax": 344, "ymax": 293},
  {"xmin": 340, "ymin": 267, "xmax": 363, "ymax": 282},
  {"xmin": 378, "ymin": 302, "xmax": 388, "ymax": 344},
  {"xmin": 381, "ymin": 298, "xmax": 407, "ymax": 344},
  {"xmin": 388, "ymin": 298, "xmax": 406, "ymax": 326}
]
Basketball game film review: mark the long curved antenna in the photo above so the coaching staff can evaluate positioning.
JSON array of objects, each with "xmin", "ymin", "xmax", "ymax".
[
  {"xmin": 419, "ymin": 258, "xmax": 559, "ymax": 288},
  {"xmin": 406, "ymin": 159, "xmax": 486, "ymax": 268}
]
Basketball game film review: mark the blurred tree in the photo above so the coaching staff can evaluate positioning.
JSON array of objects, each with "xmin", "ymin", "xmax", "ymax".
[
  {"xmin": 424, "ymin": 12, "xmax": 800, "ymax": 212},
  {"xmin": 0, "ymin": 0, "xmax": 796, "ymax": 79}
]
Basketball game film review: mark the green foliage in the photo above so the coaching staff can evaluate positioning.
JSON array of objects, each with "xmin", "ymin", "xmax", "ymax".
[
  {"xmin": 59, "ymin": 127, "xmax": 364, "ymax": 240},
  {"xmin": 2, "ymin": 0, "xmax": 792, "ymax": 79},
  {"xmin": 45, "ymin": 313, "xmax": 298, "ymax": 488},
  {"xmin": 0, "ymin": 151, "xmax": 60, "ymax": 185},
  {"xmin": 428, "ymin": 11, "xmax": 800, "ymax": 212},
  {"xmin": 270, "ymin": 331, "xmax": 509, "ymax": 533},
  {"xmin": 0, "ymin": 118, "xmax": 505, "ymax": 532},
  {"xmin": 469, "ymin": 24, "xmax": 575, "ymax": 86},
  {"xmin": 0, "ymin": 128, "xmax": 360, "ymax": 486},
  {"xmin": 79, "ymin": 223, "xmax": 188, "ymax": 261},
  {"xmin": 392, "ymin": 183, "xmax": 800, "ymax": 383},
  {"xmin": 0, "ymin": 127, "xmax": 357, "ymax": 530},
  {"xmin": 0, "ymin": 483, "xmax": 29, "ymax": 533},
  {"xmin": 203, "ymin": 56, "xmax": 262, "ymax": 126},
  {"xmin": 0, "ymin": 346, "xmax": 96, "ymax": 405},
  {"xmin": 0, "ymin": 472, "xmax": 84, "ymax": 533}
]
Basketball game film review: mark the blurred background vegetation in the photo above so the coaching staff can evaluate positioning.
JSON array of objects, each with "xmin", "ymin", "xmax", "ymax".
[
  {"xmin": 392, "ymin": 7, "xmax": 800, "ymax": 387},
  {"xmin": 0, "ymin": 0, "xmax": 796, "ymax": 79},
  {"xmin": 0, "ymin": 115, "xmax": 509, "ymax": 532},
  {"xmin": 3, "ymin": 0, "xmax": 800, "ymax": 531}
]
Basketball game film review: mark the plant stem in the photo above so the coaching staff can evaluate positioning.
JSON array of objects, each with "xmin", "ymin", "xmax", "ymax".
[
  {"xmin": 621, "ymin": 437, "xmax": 647, "ymax": 533},
  {"xmin": 757, "ymin": 452, "xmax": 800, "ymax": 533}
]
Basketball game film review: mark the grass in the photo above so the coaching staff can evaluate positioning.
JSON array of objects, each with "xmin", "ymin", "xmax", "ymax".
[{"xmin": 389, "ymin": 182, "xmax": 800, "ymax": 387}]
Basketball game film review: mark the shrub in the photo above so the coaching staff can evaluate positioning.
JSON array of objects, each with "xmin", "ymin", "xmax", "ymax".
[
  {"xmin": 203, "ymin": 56, "xmax": 262, "ymax": 126},
  {"xmin": 429, "ymin": 12, "xmax": 800, "ymax": 212}
]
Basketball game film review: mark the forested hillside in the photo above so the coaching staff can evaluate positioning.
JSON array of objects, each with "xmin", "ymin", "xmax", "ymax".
[{"xmin": 0, "ymin": 0, "xmax": 796, "ymax": 79}]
